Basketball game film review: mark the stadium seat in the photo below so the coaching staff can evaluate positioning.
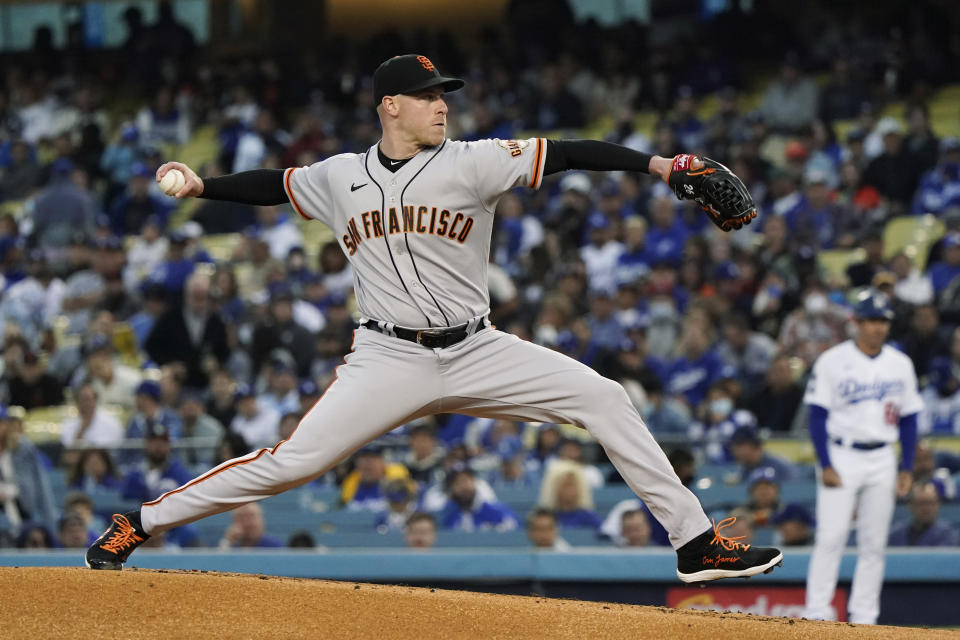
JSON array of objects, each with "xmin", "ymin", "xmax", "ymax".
[
  {"xmin": 201, "ymin": 233, "xmax": 243, "ymax": 263},
  {"xmin": 23, "ymin": 406, "xmax": 73, "ymax": 444},
  {"xmin": 883, "ymin": 214, "xmax": 944, "ymax": 271},
  {"xmin": 817, "ymin": 249, "xmax": 864, "ymax": 283}
]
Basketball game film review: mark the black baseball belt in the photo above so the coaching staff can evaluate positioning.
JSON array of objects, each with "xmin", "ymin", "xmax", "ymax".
[
  {"xmin": 831, "ymin": 438, "xmax": 889, "ymax": 451},
  {"xmin": 360, "ymin": 318, "xmax": 487, "ymax": 349}
]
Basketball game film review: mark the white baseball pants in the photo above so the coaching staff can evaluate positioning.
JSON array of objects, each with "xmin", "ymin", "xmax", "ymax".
[
  {"xmin": 141, "ymin": 327, "xmax": 711, "ymax": 548},
  {"xmin": 804, "ymin": 443, "xmax": 897, "ymax": 625}
]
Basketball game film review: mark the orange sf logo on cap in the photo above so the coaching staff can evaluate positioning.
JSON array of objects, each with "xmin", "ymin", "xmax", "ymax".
[{"xmin": 417, "ymin": 56, "xmax": 435, "ymax": 72}]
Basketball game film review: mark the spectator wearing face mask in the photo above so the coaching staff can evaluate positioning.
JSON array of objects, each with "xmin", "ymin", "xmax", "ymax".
[
  {"xmin": 689, "ymin": 383, "xmax": 758, "ymax": 463},
  {"xmin": 778, "ymin": 284, "xmax": 852, "ymax": 369}
]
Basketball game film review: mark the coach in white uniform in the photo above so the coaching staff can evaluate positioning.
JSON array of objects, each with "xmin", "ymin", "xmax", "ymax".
[{"xmin": 803, "ymin": 290, "xmax": 921, "ymax": 624}]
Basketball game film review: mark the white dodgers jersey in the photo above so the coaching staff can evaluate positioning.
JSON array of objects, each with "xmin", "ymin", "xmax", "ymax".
[
  {"xmin": 804, "ymin": 340, "xmax": 923, "ymax": 443},
  {"xmin": 283, "ymin": 138, "xmax": 547, "ymax": 329}
]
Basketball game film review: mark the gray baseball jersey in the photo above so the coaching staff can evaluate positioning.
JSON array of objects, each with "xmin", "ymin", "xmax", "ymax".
[
  {"xmin": 283, "ymin": 138, "xmax": 546, "ymax": 328},
  {"xmin": 139, "ymin": 137, "xmax": 712, "ymax": 554}
]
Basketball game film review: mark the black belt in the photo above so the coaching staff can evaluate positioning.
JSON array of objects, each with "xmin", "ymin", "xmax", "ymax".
[
  {"xmin": 831, "ymin": 438, "xmax": 888, "ymax": 451},
  {"xmin": 360, "ymin": 320, "xmax": 485, "ymax": 349}
]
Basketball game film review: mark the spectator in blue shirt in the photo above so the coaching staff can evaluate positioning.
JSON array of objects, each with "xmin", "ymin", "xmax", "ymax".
[
  {"xmin": 218, "ymin": 502, "xmax": 284, "ymax": 549},
  {"xmin": 527, "ymin": 424, "xmax": 561, "ymax": 473},
  {"xmin": 615, "ymin": 216, "xmax": 651, "ymax": 287},
  {"xmin": 667, "ymin": 319, "xmax": 729, "ymax": 407},
  {"xmin": 689, "ymin": 383, "xmax": 758, "ymax": 463},
  {"xmin": 538, "ymin": 459, "xmax": 602, "ymax": 530},
  {"xmin": 640, "ymin": 378, "xmax": 691, "ymax": 436},
  {"xmin": 911, "ymin": 440, "xmax": 958, "ymax": 502},
  {"xmin": 128, "ymin": 282, "xmax": 168, "ymax": 350},
  {"xmin": 146, "ymin": 230, "xmax": 196, "ymax": 297},
  {"xmin": 645, "ymin": 195, "xmax": 688, "ymax": 267},
  {"xmin": 728, "ymin": 426, "xmax": 797, "ymax": 484},
  {"xmin": 100, "ymin": 124, "xmax": 143, "ymax": 191},
  {"xmin": 31, "ymin": 158, "xmax": 98, "ymax": 250},
  {"xmin": 771, "ymin": 503, "xmax": 815, "ymax": 546},
  {"xmin": 927, "ymin": 232, "xmax": 960, "ymax": 295},
  {"xmin": 671, "ymin": 86, "xmax": 706, "ymax": 150},
  {"xmin": 121, "ymin": 422, "xmax": 192, "ymax": 502},
  {"xmin": 786, "ymin": 169, "xmax": 843, "ymax": 249},
  {"xmin": 744, "ymin": 466, "xmax": 783, "ymax": 529},
  {"xmin": 126, "ymin": 380, "xmax": 182, "ymax": 441},
  {"xmin": 586, "ymin": 289, "xmax": 624, "ymax": 351},
  {"xmin": 68, "ymin": 448, "xmax": 123, "ymax": 493},
  {"xmin": 258, "ymin": 363, "xmax": 300, "ymax": 417},
  {"xmin": 911, "ymin": 138, "xmax": 960, "ymax": 215},
  {"xmin": 107, "ymin": 161, "xmax": 172, "ymax": 236},
  {"xmin": 0, "ymin": 404, "xmax": 58, "ymax": 532},
  {"xmin": 888, "ymin": 483, "xmax": 959, "ymax": 547},
  {"xmin": 440, "ymin": 467, "xmax": 518, "ymax": 532},
  {"xmin": 373, "ymin": 478, "xmax": 419, "ymax": 533},
  {"xmin": 487, "ymin": 435, "xmax": 539, "ymax": 488}
]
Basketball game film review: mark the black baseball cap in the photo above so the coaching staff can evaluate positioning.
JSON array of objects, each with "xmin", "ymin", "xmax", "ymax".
[{"xmin": 373, "ymin": 54, "xmax": 464, "ymax": 106}]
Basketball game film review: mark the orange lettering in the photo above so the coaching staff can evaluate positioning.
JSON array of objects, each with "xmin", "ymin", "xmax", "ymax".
[
  {"xmin": 388, "ymin": 208, "xmax": 400, "ymax": 234},
  {"xmin": 371, "ymin": 210, "xmax": 383, "ymax": 237},
  {"xmin": 402, "ymin": 206, "xmax": 414, "ymax": 233}
]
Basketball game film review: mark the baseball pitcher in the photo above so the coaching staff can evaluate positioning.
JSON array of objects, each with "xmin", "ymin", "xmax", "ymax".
[{"xmin": 86, "ymin": 54, "xmax": 779, "ymax": 583}]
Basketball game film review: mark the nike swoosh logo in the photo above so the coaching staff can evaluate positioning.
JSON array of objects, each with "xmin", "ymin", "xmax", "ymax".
[
  {"xmin": 389, "ymin": 160, "xmax": 401, "ymax": 166},
  {"xmin": 350, "ymin": 183, "xmax": 367, "ymax": 192}
]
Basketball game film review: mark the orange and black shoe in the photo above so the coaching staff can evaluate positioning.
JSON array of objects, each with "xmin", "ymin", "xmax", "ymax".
[
  {"xmin": 676, "ymin": 517, "xmax": 782, "ymax": 583},
  {"xmin": 85, "ymin": 511, "xmax": 150, "ymax": 570}
]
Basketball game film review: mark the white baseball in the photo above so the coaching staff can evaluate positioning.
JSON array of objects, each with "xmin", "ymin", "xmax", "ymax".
[{"xmin": 159, "ymin": 169, "xmax": 186, "ymax": 196}]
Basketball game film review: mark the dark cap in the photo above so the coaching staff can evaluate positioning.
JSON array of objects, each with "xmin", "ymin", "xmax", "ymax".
[
  {"xmin": 136, "ymin": 380, "xmax": 162, "ymax": 401},
  {"xmin": 234, "ymin": 383, "xmax": 256, "ymax": 401},
  {"xmin": 730, "ymin": 426, "xmax": 761, "ymax": 447},
  {"xmin": 298, "ymin": 379, "xmax": 319, "ymax": 397},
  {"xmin": 771, "ymin": 503, "xmax": 814, "ymax": 526},
  {"xmin": 85, "ymin": 333, "xmax": 113, "ymax": 356},
  {"xmin": 356, "ymin": 444, "xmax": 383, "ymax": 457},
  {"xmin": 853, "ymin": 289, "xmax": 894, "ymax": 321},
  {"xmin": 747, "ymin": 465, "xmax": 781, "ymax": 486},
  {"xmin": 373, "ymin": 54, "xmax": 464, "ymax": 106}
]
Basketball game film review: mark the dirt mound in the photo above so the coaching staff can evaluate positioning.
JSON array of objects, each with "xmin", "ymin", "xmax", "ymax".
[{"xmin": 2, "ymin": 567, "xmax": 955, "ymax": 639}]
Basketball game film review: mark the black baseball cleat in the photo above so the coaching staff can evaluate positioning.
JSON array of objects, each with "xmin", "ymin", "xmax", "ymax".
[
  {"xmin": 676, "ymin": 517, "xmax": 783, "ymax": 584},
  {"xmin": 85, "ymin": 511, "xmax": 150, "ymax": 570}
]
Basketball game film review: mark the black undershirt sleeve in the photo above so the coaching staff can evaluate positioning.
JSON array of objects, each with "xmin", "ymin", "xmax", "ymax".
[
  {"xmin": 543, "ymin": 139, "xmax": 654, "ymax": 176},
  {"xmin": 198, "ymin": 169, "xmax": 289, "ymax": 205}
]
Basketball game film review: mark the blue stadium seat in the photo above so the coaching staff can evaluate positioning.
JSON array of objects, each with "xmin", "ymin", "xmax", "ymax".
[{"xmin": 559, "ymin": 528, "xmax": 612, "ymax": 546}]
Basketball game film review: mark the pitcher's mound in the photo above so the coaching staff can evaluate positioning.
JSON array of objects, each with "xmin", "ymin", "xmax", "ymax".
[{"xmin": 2, "ymin": 567, "xmax": 955, "ymax": 639}]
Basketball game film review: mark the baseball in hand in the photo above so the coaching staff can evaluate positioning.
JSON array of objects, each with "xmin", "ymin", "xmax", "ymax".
[{"xmin": 159, "ymin": 169, "xmax": 186, "ymax": 196}]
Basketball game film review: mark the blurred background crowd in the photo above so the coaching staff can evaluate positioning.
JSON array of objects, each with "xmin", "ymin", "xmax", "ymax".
[{"xmin": 0, "ymin": 0, "xmax": 959, "ymax": 554}]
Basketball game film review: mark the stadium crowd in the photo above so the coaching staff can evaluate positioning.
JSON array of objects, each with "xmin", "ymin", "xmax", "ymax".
[{"xmin": 0, "ymin": 1, "xmax": 959, "ymax": 551}]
